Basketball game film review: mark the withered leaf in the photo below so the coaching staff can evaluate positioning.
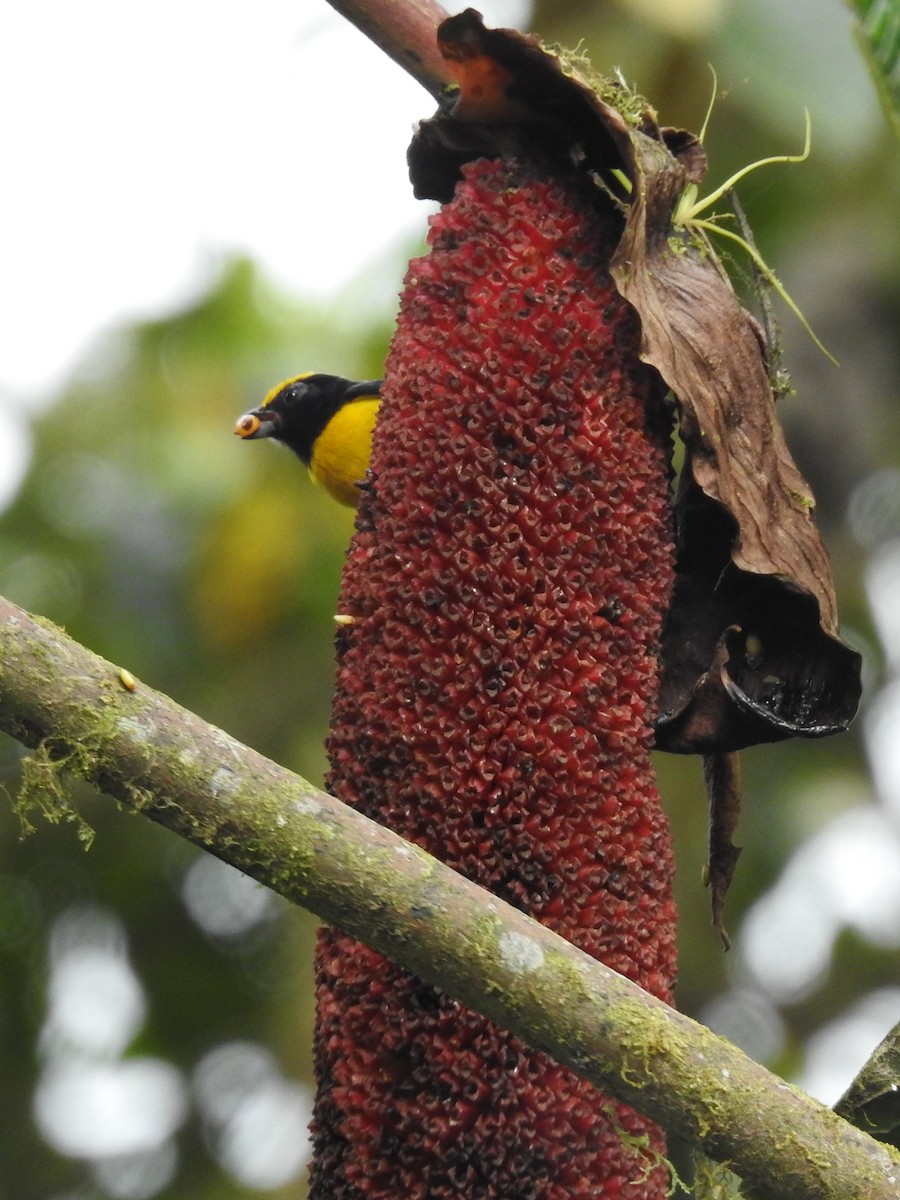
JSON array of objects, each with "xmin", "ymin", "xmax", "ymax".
[
  {"xmin": 609, "ymin": 129, "xmax": 861, "ymax": 751},
  {"xmin": 409, "ymin": 8, "xmax": 862, "ymax": 755}
]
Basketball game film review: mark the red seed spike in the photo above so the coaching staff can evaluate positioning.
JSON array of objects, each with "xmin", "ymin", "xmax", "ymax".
[{"xmin": 314, "ymin": 159, "xmax": 676, "ymax": 1198}]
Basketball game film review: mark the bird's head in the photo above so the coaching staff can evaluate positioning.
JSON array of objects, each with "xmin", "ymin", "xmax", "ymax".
[{"xmin": 235, "ymin": 374, "xmax": 329, "ymax": 465}]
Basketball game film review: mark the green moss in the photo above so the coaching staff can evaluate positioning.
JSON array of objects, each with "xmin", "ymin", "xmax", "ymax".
[
  {"xmin": 14, "ymin": 740, "xmax": 95, "ymax": 848},
  {"xmin": 790, "ymin": 491, "xmax": 815, "ymax": 509},
  {"xmin": 692, "ymin": 1154, "xmax": 747, "ymax": 1197},
  {"xmin": 553, "ymin": 44, "xmax": 652, "ymax": 128}
]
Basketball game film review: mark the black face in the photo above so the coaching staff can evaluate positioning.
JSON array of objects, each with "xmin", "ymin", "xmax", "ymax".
[
  {"xmin": 262, "ymin": 378, "xmax": 322, "ymax": 464},
  {"xmin": 235, "ymin": 374, "xmax": 384, "ymax": 465},
  {"xmin": 235, "ymin": 375, "xmax": 347, "ymax": 465}
]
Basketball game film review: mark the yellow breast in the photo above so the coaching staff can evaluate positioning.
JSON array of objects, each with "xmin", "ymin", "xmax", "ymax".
[{"xmin": 309, "ymin": 397, "xmax": 380, "ymax": 507}]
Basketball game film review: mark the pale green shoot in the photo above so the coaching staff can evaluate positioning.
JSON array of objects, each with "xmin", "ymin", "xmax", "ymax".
[
  {"xmin": 667, "ymin": 65, "xmax": 719, "ymax": 224},
  {"xmin": 605, "ymin": 80, "xmax": 833, "ymax": 364},
  {"xmin": 672, "ymin": 107, "xmax": 836, "ymax": 364},
  {"xmin": 697, "ymin": 64, "xmax": 719, "ymax": 145},
  {"xmin": 673, "ymin": 108, "xmax": 812, "ymax": 227}
]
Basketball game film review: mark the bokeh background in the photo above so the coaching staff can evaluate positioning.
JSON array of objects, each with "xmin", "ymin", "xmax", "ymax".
[{"xmin": 1, "ymin": 0, "xmax": 898, "ymax": 1196}]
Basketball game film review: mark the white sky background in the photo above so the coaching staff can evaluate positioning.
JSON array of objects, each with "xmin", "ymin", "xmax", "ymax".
[{"xmin": 0, "ymin": 0, "xmax": 530, "ymax": 403}]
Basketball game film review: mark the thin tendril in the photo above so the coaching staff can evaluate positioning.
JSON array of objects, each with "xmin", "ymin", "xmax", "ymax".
[
  {"xmin": 698, "ymin": 64, "xmax": 718, "ymax": 146},
  {"xmin": 691, "ymin": 217, "xmax": 838, "ymax": 365},
  {"xmin": 680, "ymin": 109, "xmax": 812, "ymax": 223}
]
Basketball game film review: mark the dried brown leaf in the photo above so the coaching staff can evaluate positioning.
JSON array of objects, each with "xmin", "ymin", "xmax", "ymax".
[
  {"xmin": 836, "ymin": 1021, "xmax": 900, "ymax": 1150},
  {"xmin": 408, "ymin": 9, "xmax": 862, "ymax": 755}
]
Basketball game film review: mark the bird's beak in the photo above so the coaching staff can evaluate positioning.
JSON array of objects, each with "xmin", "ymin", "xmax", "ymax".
[{"xmin": 235, "ymin": 408, "xmax": 280, "ymax": 440}]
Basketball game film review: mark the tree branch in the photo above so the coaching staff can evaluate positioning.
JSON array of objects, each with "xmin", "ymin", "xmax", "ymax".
[
  {"xmin": 0, "ymin": 592, "xmax": 897, "ymax": 1199},
  {"xmin": 324, "ymin": 0, "xmax": 452, "ymax": 99}
]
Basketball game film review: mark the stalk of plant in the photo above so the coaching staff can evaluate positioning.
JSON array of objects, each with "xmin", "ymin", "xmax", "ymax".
[{"xmin": 315, "ymin": 156, "xmax": 677, "ymax": 1198}]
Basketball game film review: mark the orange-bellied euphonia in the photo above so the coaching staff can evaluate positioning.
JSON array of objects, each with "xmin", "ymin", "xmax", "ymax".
[{"xmin": 235, "ymin": 373, "xmax": 382, "ymax": 507}]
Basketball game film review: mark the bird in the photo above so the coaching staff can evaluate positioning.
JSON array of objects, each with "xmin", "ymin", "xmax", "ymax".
[{"xmin": 235, "ymin": 373, "xmax": 382, "ymax": 507}]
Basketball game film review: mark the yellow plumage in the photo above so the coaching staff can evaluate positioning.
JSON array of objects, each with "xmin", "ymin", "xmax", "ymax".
[{"xmin": 309, "ymin": 397, "xmax": 380, "ymax": 507}]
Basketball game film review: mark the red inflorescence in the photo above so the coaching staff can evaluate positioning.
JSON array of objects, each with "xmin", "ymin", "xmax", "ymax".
[{"xmin": 314, "ymin": 158, "xmax": 677, "ymax": 1199}]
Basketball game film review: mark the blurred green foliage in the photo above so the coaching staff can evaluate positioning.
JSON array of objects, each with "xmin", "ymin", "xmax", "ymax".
[
  {"xmin": 1, "ymin": 1, "xmax": 899, "ymax": 1196},
  {"xmin": 0, "ymin": 259, "xmax": 400, "ymax": 1198},
  {"xmin": 850, "ymin": 0, "xmax": 900, "ymax": 138}
]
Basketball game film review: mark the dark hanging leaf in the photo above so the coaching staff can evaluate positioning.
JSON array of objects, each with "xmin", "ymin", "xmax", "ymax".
[
  {"xmin": 409, "ymin": 8, "xmax": 862, "ymax": 756},
  {"xmin": 835, "ymin": 1022, "xmax": 900, "ymax": 1150},
  {"xmin": 702, "ymin": 751, "xmax": 743, "ymax": 950}
]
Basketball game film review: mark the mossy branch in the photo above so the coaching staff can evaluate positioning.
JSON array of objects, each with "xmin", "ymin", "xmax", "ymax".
[{"xmin": 0, "ymin": 593, "xmax": 897, "ymax": 1199}]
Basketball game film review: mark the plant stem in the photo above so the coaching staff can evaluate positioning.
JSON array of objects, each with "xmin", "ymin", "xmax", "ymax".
[{"xmin": 324, "ymin": 0, "xmax": 452, "ymax": 98}]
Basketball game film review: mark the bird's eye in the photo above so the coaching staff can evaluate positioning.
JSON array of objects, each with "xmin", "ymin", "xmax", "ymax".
[{"xmin": 235, "ymin": 413, "xmax": 262, "ymax": 438}]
